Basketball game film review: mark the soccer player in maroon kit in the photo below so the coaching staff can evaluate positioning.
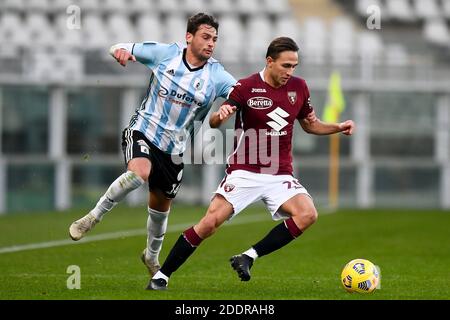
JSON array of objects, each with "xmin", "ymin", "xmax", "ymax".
[{"xmin": 148, "ymin": 37, "xmax": 355, "ymax": 290}]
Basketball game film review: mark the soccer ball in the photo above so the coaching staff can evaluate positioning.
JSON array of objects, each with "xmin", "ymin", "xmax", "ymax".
[{"xmin": 341, "ymin": 259, "xmax": 380, "ymax": 293}]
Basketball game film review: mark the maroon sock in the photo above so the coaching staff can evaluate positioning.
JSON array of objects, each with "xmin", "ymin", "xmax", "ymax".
[{"xmin": 160, "ymin": 227, "xmax": 203, "ymax": 277}]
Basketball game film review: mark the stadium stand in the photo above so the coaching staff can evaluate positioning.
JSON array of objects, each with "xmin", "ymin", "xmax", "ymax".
[
  {"xmin": 443, "ymin": 0, "xmax": 450, "ymax": 19},
  {"xmin": 1, "ymin": 0, "xmax": 450, "ymax": 212},
  {"xmin": 135, "ymin": 13, "xmax": 164, "ymax": 43},
  {"xmin": 413, "ymin": 0, "xmax": 440, "ymax": 20},
  {"xmin": 246, "ymin": 15, "xmax": 274, "ymax": 61},
  {"xmin": 1, "ymin": 0, "xmax": 448, "ymax": 74},
  {"xmin": 386, "ymin": 0, "xmax": 416, "ymax": 22}
]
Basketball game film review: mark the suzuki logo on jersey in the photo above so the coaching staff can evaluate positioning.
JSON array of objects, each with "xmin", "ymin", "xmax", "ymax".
[
  {"xmin": 247, "ymin": 97, "xmax": 273, "ymax": 109},
  {"xmin": 267, "ymin": 107, "xmax": 289, "ymax": 132}
]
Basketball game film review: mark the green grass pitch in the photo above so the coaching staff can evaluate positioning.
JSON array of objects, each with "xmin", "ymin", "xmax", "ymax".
[{"xmin": 0, "ymin": 205, "xmax": 449, "ymax": 300}]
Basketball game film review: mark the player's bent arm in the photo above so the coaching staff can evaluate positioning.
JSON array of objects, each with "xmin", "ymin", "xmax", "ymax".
[
  {"xmin": 209, "ymin": 111, "xmax": 223, "ymax": 128},
  {"xmin": 109, "ymin": 43, "xmax": 134, "ymax": 57},
  {"xmin": 209, "ymin": 104, "xmax": 237, "ymax": 128},
  {"xmin": 109, "ymin": 43, "xmax": 136, "ymax": 66},
  {"xmin": 300, "ymin": 118, "xmax": 355, "ymax": 136}
]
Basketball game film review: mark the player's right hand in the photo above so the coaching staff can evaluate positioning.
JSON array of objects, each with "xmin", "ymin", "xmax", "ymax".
[
  {"xmin": 218, "ymin": 104, "xmax": 237, "ymax": 121},
  {"xmin": 114, "ymin": 48, "xmax": 136, "ymax": 67}
]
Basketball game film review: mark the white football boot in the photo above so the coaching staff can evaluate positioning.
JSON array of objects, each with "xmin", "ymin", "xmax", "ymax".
[{"xmin": 69, "ymin": 213, "xmax": 99, "ymax": 241}]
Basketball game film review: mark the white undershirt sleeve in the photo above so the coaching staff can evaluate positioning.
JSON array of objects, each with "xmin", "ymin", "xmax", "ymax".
[{"xmin": 108, "ymin": 43, "xmax": 135, "ymax": 57}]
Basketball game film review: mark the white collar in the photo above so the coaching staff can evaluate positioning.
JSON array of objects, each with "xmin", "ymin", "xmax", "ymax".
[{"xmin": 259, "ymin": 69, "xmax": 266, "ymax": 82}]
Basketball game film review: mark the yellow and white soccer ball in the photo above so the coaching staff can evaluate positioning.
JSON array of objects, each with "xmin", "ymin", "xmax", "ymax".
[{"xmin": 341, "ymin": 259, "xmax": 380, "ymax": 293}]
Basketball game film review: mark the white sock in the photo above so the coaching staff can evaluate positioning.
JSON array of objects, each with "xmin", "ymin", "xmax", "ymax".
[
  {"xmin": 152, "ymin": 270, "xmax": 169, "ymax": 282},
  {"xmin": 146, "ymin": 207, "xmax": 169, "ymax": 260},
  {"xmin": 243, "ymin": 247, "xmax": 258, "ymax": 260},
  {"xmin": 90, "ymin": 171, "xmax": 144, "ymax": 221}
]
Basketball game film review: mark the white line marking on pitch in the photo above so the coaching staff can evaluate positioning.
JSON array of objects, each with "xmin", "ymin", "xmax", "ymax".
[{"xmin": 0, "ymin": 214, "xmax": 268, "ymax": 255}]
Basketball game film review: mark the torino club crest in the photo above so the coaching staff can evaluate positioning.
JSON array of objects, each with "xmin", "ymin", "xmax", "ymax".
[
  {"xmin": 288, "ymin": 91, "xmax": 297, "ymax": 105},
  {"xmin": 224, "ymin": 184, "xmax": 235, "ymax": 193}
]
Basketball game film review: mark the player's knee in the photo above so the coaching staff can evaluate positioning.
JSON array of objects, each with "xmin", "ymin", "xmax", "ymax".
[
  {"xmin": 303, "ymin": 207, "xmax": 318, "ymax": 227},
  {"xmin": 136, "ymin": 170, "xmax": 150, "ymax": 182},
  {"xmin": 292, "ymin": 206, "xmax": 317, "ymax": 230},
  {"xmin": 198, "ymin": 214, "xmax": 218, "ymax": 238},
  {"xmin": 128, "ymin": 166, "xmax": 150, "ymax": 181}
]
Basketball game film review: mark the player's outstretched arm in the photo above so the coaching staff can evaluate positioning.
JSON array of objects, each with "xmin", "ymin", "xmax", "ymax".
[
  {"xmin": 209, "ymin": 104, "xmax": 237, "ymax": 128},
  {"xmin": 109, "ymin": 44, "xmax": 136, "ymax": 67},
  {"xmin": 300, "ymin": 112, "xmax": 355, "ymax": 136}
]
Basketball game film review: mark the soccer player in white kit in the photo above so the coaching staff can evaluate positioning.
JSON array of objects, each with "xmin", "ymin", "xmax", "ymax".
[
  {"xmin": 69, "ymin": 13, "xmax": 236, "ymax": 277},
  {"xmin": 148, "ymin": 37, "xmax": 355, "ymax": 290}
]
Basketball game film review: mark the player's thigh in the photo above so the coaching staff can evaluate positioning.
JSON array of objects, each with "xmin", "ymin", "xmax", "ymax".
[
  {"xmin": 122, "ymin": 129, "xmax": 153, "ymax": 180},
  {"xmin": 194, "ymin": 194, "xmax": 234, "ymax": 238},
  {"xmin": 127, "ymin": 157, "xmax": 152, "ymax": 181},
  {"xmin": 279, "ymin": 193, "xmax": 318, "ymax": 231},
  {"xmin": 148, "ymin": 189, "xmax": 172, "ymax": 212}
]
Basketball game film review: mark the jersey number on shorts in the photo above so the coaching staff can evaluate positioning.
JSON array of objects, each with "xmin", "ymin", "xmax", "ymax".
[{"xmin": 283, "ymin": 180, "xmax": 302, "ymax": 190}]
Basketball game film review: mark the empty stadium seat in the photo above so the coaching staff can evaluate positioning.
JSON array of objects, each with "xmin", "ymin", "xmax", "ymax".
[
  {"xmin": 303, "ymin": 17, "xmax": 327, "ymax": 64},
  {"xmin": 28, "ymin": 50, "xmax": 83, "ymax": 82},
  {"xmin": 136, "ymin": 13, "xmax": 164, "ymax": 43},
  {"xmin": 386, "ymin": 0, "xmax": 416, "ymax": 22},
  {"xmin": 83, "ymin": 14, "xmax": 111, "ymax": 50},
  {"xmin": 246, "ymin": 15, "xmax": 274, "ymax": 61},
  {"xmin": 209, "ymin": 0, "xmax": 233, "ymax": 14},
  {"xmin": 26, "ymin": 13, "xmax": 56, "ymax": 48},
  {"xmin": 273, "ymin": 16, "xmax": 302, "ymax": 43},
  {"xmin": 182, "ymin": 0, "xmax": 209, "ymax": 15},
  {"xmin": 50, "ymin": 0, "xmax": 75, "ymax": 13},
  {"xmin": 262, "ymin": 0, "xmax": 290, "ymax": 15},
  {"xmin": 164, "ymin": 14, "xmax": 187, "ymax": 43},
  {"xmin": 27, "ymin": 0, "xmax": 50, "ymax": 12},
  {"xmin": 413, "ymin": 0, "xmax": 440, "ymax": 20},
  {"xmin": 157, "ymin": 0, "xmax": 179, "ymax": 13},
  {"xmin": 358, "ymin": 31, "xmax": 383, "ymax": 62},
  {"xmin": 385, "ymin": 44, "xmax": 409, "ymax": 66},
  {"xmin": 235, "ymin": 0, "xmax": 261, "ymax": 15},
  {"xmin": 107, "ymin": 13, "xmax": 138, "ymax": 44},
  {"xmin": 2, "ymin": 0, "xmax": 25, "ymax": 11},
  {"xmin": 356, "ymin": 0, "xmax": 383, "ymax": 17},
  {"xmin": 54, "ymin": 13, "xmax": 83, "ymax": 50},
  {"xmin": 330, "ymin": 17, "xmax": 355, "ymax": 65},
  {"xmin": 102, "ymin": 0, "xmax": 128, "ymax": 12},
  {"xmin": 75, "ymin": 0, "xmax": 100, "ymax": 12},
  {"xmin": 215, "ymin": 14, "xmax": 244, "ymax": 63},
  {"xmin": 423, "ymin": 19, "xmax": 450, "ymax": 46},
  {"xmin": 442, "ymin": 0, "xmax": 450, "ymax": 19},
  {"xmin": 0, "ymin": 12, "xmax": 28, "ymax": 57}
]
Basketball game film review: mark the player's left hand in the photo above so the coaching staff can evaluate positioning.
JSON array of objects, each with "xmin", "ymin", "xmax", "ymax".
[
  {"xmin": 218, "ymin": 104, "xmax": 237, "ymax": 121},
  {"xmin": 339, "ymin": 120, "xmax": 355, "ymax": 135}
]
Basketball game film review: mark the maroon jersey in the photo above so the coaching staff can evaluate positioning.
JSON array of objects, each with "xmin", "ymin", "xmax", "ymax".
[{"xmin": 226, "ymin": 72, "xmax": 314, "ymax": 175}]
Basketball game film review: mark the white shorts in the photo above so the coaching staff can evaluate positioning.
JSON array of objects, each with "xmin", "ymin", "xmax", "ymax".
[{"xmin": 214, "ymin": 170, "xmax": 312, "ymax": 221}]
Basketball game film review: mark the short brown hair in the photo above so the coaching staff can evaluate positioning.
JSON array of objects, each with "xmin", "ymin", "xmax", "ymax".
[
  {"xmin": 266, "ymin": 37, "xmax": 299, "ymax": 59},
  {"xmin": 187, "ymin": 13, "xmax": 219, "ymax": 35}
]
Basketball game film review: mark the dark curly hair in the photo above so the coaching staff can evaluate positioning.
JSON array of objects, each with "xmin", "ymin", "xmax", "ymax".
[{"xmin": 187, "ymin": 13, "xmax": 219, "ymax": 35}]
